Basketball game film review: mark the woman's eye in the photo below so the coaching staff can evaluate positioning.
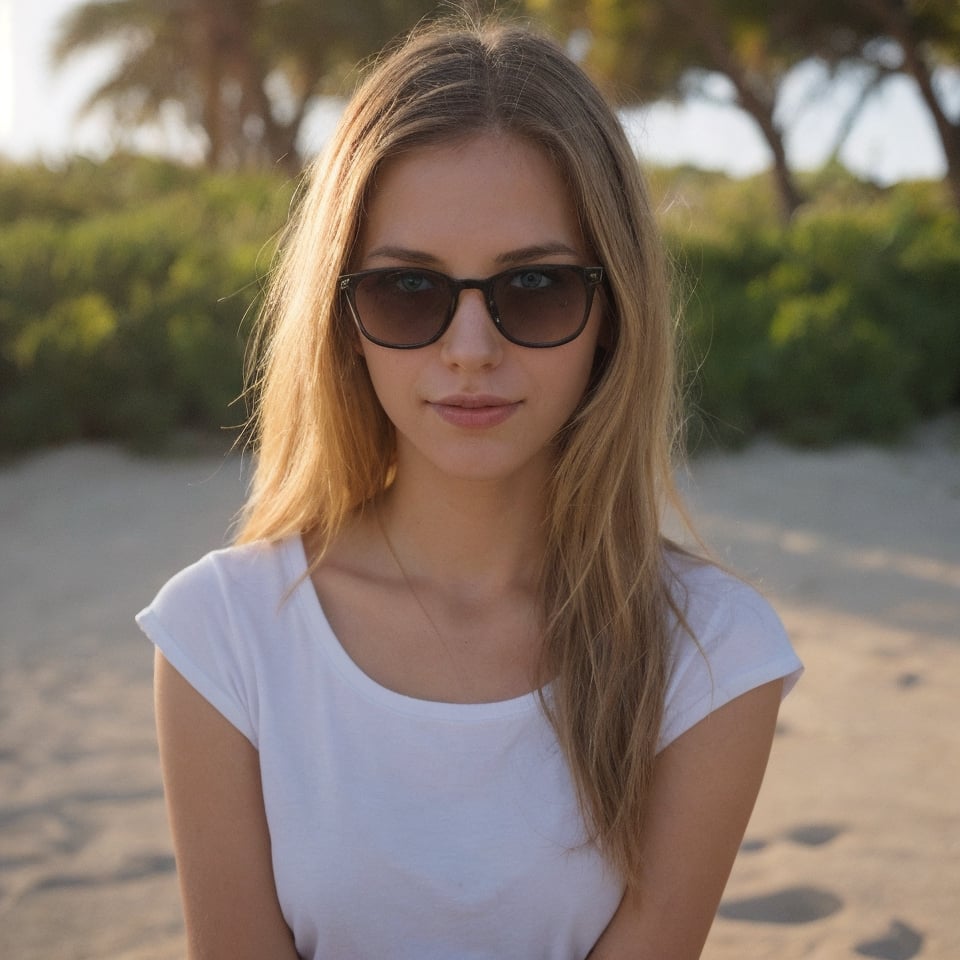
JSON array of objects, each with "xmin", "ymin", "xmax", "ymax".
[
  {"xmin": 394, "ymin": 272, "xmax": 433, "ymax": 293},
  {"xmin": 511, "ymin": 269, "xmax": 552, "ymax": 290}
]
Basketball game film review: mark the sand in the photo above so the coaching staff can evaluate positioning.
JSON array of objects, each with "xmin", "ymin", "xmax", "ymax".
[{"xmin": 1, "ymin": 422, "xmax": 958, "ymax": 959}]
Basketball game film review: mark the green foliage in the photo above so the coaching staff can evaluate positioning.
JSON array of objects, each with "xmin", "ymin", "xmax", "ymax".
[
  {"xmin": 1, "ymin": 157, "xmax": 956, "ymax": 456},
  {"xmin": 0, "ymin": 155, "xmax": 293, "ymax": 453},
  {"xmin": 664, "ymin": 174, "xmax": 960, "ymax": 448}
]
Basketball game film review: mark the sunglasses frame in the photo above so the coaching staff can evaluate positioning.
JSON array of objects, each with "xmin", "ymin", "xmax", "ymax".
[{"xmin": 338, "ymin": 264, "xmax": 604, "ymax": 349}]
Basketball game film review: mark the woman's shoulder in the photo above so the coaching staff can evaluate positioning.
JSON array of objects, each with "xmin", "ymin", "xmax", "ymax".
[
  {"xmin": 664, "ymin": 548, "xmax": 784, "ymax": 641},
  {"xmin": 658, "ymin": 547, "xmax": 802, "ymax": 751},
  {"xmin": 136, "ymin": 536, "xmax": 308, "ymax": 745},
  {"xmin": 149, "ymin": 537, "xmax": 302, "ymax": 608},
  {"xmin": 136, "ymin": 536, "xmax": 306, "ymax": 679}
]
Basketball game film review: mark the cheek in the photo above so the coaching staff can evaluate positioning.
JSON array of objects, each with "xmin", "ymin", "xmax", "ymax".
[
  {"xmin": 360, "ymin": 354, "xmax": 390, "ymax": 408},
  {"xmin": 540, "ymin": 343, "xmax": 602, "ymax": 427},
  {"xmin": 571, "ymin": 352, "xmax": 601, "ymax": 412},
  {"xmin": 358, "ymin": 349, "xmax": 412, "ymax": 421}
]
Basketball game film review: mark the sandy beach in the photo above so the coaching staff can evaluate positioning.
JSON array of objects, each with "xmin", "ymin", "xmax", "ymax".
[{"xmin": 1, "ymin": 423, "xmax": 958, "ymax": 959}]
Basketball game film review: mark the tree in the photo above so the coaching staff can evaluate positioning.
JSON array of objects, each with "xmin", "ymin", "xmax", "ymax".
[
  {"xmin": 845, "ymin": 0, "xmax": 960, "ymax": 211},
  {"xmin": 539, "ymin": 0, "xmax": 960, "ymax": 215},
  {"xmin": 52, "ymin": 0, "xmax": 442, "ymax": 172},
  {"xmin": 536, "ymin": 0, "xmax": 818, "ymax": 220}
]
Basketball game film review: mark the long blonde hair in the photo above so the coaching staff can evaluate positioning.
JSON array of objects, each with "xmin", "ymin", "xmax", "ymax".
[{"xmin": 238, "ymin": 18, "xmax": 690, "ymax": 889}]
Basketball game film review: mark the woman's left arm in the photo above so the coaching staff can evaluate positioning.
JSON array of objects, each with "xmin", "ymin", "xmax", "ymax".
[{"xmin": 586, "ymin": 679, "xmax": 784, "ymax": 960}]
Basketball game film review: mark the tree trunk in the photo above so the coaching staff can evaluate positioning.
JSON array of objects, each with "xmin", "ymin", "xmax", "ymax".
[
  {"xmin": 903, "ymin": 58, "xmax": 960, "ymax": 209},
  {"xmin": 856, "ymin": 0, "xmax": 960, "ymax": 210},
  {"xmin": 730, "ymin": 76, "xmax": 805, "ymax": 221},
  {"xmin": 671, "ymin": 0, "xmax": 804, "ymax": 221},
  {"xmin": 196, "ymin": 3, "xmax": 226, "ymax": 169}
]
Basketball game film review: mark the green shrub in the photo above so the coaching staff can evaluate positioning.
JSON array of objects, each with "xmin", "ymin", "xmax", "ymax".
[
  {"xmin": 1, "ymin": 157, "xmax": 956, "ymax": 455},
  {"xmin": 665, "ymin": 172, "xmax": 958, "ymax": 448},
  {"xmin": 0, "ymin": 156, "xmax": 291, "ymax": 454},
  {"xmin": 766, "ymin": 285, "xmax": 916, "ymax": 445},
  {"xmin": 670, "ymin": 230, "xmax": 780, "ymax": 448}
]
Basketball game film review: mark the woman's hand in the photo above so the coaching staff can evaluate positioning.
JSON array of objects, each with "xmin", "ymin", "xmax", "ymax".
[
  {"xmin": 154, "ymin": 650, "xmax": 301, "ymax": 960},
  {"xmin": 586, "ymin": 679, "xmax": 784, "ymax": 960}
]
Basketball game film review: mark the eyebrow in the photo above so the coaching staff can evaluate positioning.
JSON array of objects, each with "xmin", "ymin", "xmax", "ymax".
[{"xmin": 363, "ymin": 242, "xmax": 582, "ymax": 267}]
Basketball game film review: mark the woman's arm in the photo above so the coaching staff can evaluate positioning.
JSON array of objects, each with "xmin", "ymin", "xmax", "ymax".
[
  {"xmin": 154, "ymin": 650, "xmax": 301, "ymax": 960},
  {"xmin": 586, "ymin": 679, "xmax": 784, "ymax": 960}
]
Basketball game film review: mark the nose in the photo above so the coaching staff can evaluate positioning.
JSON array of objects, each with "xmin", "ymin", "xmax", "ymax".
[{"xmin": 439, "ymin": 288, "xmax": 503, "ymax": 369}]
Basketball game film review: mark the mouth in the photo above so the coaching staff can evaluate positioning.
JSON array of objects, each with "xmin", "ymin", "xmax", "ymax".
[
  {"xmin": 435, "ymin": 394, "xmax": 515, "ymax": 409},
  {"xmin": 429, "ymin": 395, "xmax": 521, "ymax": 428}
]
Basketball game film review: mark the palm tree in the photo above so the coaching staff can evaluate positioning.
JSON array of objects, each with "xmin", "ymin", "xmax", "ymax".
[
  {"xmin": 52, "ymin": 0, "xmax": 442, "ymax": 171},
  {"xmin": 54, "ymin": 0, "xmax": 252, "ymax": 168}
]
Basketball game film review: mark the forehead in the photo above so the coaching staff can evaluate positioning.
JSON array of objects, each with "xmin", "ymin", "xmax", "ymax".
[{"xmin": 354, "ymin": 132, "xmax": 586, "ymax": 268}]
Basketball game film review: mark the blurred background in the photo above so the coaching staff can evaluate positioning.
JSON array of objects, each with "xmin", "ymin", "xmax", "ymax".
[{"xmin": 1, "ymin": 0, "xmax": 958, "ymax": 453}]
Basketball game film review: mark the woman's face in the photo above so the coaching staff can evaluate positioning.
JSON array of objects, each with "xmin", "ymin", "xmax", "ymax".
[{"xmin": 351, "ymin": 131, "xmax": 603, "ymax": 489}]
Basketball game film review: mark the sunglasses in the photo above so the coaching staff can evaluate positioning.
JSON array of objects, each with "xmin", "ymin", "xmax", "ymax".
[{"xmin": 338, "ymin": 264, "xmax": 604, "ymax": 349}]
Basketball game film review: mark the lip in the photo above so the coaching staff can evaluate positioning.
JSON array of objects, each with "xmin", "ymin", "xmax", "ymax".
[{"xmin": 429, "ymin": 394, "xmax": 521, "ymax": 428}]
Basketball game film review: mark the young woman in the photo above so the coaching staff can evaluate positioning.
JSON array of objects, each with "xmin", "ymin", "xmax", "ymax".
[{"xmin": 139, "ymin": 19, "xmax": 802, "ymax": 960}]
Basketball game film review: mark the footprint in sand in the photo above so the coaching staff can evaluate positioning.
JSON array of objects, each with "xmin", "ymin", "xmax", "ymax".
[
  {"xmin": 718, "ymin": 885, "xmax": 844, "ymax": 924},
  {"xmin": 896, "ymin": 672, "xmax": 923, "ymax": 689},
  {"xmin": 724, "ymin": 824, "xmax": 847, "ymax": 922},
  {"xmin": 739, "ymin": 821, "xmax": 845, "ymax": 856},
  {"xmin": 785, "ymin": 823, "xmax": 845, "ymax": 847},
  {"xmin": 854, "ymin": 920, "xmax": 924, "ymax": 960}
]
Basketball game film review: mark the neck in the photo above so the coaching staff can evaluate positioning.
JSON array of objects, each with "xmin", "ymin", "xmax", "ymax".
[{"xmin": 375, "ymin": 467, "xmax": 549, "ymax": 599}]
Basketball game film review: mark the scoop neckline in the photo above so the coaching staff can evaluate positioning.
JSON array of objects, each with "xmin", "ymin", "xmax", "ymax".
[{"xmin": 281, "ymin": 534, "xmax": 545, "ymax": 721}]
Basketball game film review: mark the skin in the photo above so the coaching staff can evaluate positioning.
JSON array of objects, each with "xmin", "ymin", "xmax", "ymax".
[
  {"xmin": 352, "ymin": 133, "xmax": 603, "ymax": 494},
  {"xmin": 321, "ymin": 133, "xmax": 603, "ymax": 703},
  {"xmin": 155, "ymin": 132, "xmax": 784, "ymax": 958}
]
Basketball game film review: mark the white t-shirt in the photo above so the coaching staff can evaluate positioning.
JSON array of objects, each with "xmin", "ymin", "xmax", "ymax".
[{"xmin": 137, "ymin": 536, "xmax": 801, "ymax": 960}]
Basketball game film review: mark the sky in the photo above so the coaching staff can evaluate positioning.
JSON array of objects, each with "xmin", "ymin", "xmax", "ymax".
[{"xmin": 0, "ymin": 0, "xmax": 953, "ymax": 183}]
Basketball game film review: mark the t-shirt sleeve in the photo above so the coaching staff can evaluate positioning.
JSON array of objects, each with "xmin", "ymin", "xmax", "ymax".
[
  {"xmin": 658, "ymin": 562, "xmax": 803, "ymax": 752},
  {"xmin": 136, "ymin": 551, "xmax": 259, "ymax": 746}
]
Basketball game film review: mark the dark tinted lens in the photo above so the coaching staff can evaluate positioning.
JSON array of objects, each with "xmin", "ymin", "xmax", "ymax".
[
  {"xmin": 494, "ymin": 267, "xmax": 587, "ymax": 345},
  {"xmin": 353, "ymin": 270, "xmax": 450, "ymax": 346}
]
